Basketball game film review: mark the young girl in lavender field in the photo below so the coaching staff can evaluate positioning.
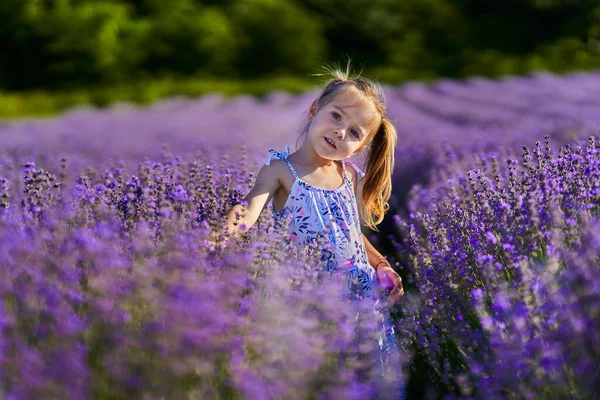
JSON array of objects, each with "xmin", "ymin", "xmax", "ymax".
[{"xmin": 210, "ymin": 66, "xmax": 407, "ymax": 399}]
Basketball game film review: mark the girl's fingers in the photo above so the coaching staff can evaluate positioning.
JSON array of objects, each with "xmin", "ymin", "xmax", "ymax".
[{"xmin": 389, "ymin": 286, "xmax": 405, "ymax": 302}]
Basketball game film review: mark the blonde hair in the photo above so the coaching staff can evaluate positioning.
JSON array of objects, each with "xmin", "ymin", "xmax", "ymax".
[{"xmin": 297, "ymin": 61, "xmax": 397, "ymax": 231}]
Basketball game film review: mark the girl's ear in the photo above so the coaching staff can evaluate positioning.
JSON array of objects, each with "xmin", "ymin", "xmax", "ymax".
[{"xmin": 307, "ymin": 99, "xmax": 319, "ymax": 122}]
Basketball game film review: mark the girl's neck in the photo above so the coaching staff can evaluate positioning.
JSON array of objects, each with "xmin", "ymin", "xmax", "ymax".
[{"xmin": 290, "ymin": 142, "xmax": 336, "ymax": 169}]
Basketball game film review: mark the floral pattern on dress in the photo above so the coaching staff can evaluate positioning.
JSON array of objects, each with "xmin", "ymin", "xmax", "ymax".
[
  {"xmin": 265, "ymin": 144, "xmax": 407, "ymax": 400},
  {"xmin": 268, "ymin": 147, "xmax": 373, "ymax": 297}
]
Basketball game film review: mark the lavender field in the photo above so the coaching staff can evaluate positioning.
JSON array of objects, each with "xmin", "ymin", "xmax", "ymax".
[{"xmin": 1, "ymin": 71, "xmax": 599, "ymax": 399}]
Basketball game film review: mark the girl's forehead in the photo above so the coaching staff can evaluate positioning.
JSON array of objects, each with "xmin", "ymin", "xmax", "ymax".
[{"xmin": 329, "ymin": 90, "xmax": 380, "ymax": 127}]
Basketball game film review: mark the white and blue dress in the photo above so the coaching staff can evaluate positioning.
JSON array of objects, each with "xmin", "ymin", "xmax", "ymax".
[{"xmin": 266, "ymin": 145, "xmax": 407, "ymax": 400}]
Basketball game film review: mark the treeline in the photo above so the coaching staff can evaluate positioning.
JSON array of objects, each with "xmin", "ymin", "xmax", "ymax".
[{"xmin": 1, "ymin": 0, "xmax": 599, "ymax": 91}]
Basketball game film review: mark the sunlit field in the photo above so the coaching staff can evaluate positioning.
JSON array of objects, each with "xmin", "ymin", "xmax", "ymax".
[{"xmin": 1, "ymin": 71, "xmax": 599, "ymax": 399}]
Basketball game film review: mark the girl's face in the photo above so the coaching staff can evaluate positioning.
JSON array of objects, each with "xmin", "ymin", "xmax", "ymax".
[{"xmin": 306, "ymin": 88, "xmax": 380, "ymax": 161}]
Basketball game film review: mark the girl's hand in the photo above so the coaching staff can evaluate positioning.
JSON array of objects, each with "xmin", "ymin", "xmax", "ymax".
[
  {"xmin": 376, "ymin": 264, "xmax": 404, "ymax": 303},
  {"xmin": 202, "ymin": 230, "xmax": 224, "ymax": 253},
  {"xmin": 204, "ymin": 238, "xmax": 219, "ymax": 253}
]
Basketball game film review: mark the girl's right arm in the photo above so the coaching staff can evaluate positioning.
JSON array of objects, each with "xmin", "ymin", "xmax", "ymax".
[{"xmin": 208, "ymin": 162, "xmax": 283, "ymax": 249}]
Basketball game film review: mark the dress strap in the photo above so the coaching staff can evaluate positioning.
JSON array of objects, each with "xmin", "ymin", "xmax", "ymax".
[
  {"xmin": 265, "ymin": 144, "xmax": 299, "ymax": 178},
  {"xmin": 343, "ymin": 159, "xmax": 366, "ymax": 180}
]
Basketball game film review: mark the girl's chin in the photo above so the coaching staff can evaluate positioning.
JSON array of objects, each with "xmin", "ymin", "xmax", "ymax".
[{"xmin": 318, "ymin": 145, "xmax": 338, "ymax": 158}]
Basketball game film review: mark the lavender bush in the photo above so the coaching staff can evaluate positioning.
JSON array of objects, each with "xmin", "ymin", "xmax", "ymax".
[
  {"xmin": 0, "ymin": 152, "xmax": 400, "ymax": 399},
  {"xmin": 2, "ymin": 71, "xmax": 599, "ymax": 196},
  {"xmin": 399, "ymin": 135, "xmax": 599, "ymax": 398},
  {"xmin": 1, "ymin": 71, "xmax": 599, "ymax": 398}
]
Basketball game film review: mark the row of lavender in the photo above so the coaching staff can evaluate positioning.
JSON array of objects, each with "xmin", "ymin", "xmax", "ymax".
[
  {"xmin": 1, "ymin": 151, "xmax": 394, "ymax": 399},
  {"xmin": 2, "ymin": 134, "xmax": 597, "ymax": 398},
  {"xmin": 1, "ymin": 71, "xmax": 599, "ymax": 185},
  {"xmin": 0, "ymin": 71, "xmax": 598, "ymax": 398},
  {"xmin": 396, "ymin": 135, "xmax": 599, "ymax": 398}
]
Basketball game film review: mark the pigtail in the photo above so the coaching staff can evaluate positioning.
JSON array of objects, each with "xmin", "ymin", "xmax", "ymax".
[{"xmin": 360, "ymin": 118, "xmax": 397, "ymax": 231}]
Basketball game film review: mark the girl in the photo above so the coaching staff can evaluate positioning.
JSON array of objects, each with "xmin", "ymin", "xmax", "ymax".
[{"xmin": 211, "ymin": 66, "xmax": 406, "ymax": 399}]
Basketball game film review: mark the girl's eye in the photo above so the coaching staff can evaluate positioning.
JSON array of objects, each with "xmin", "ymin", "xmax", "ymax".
[
  {"xmin": 332, "ymin": 112, "xmax": 341, "ymax": 121},
  {"xmin": 351, "ymin": 130, "xmax": 360, "ymax": 138}
]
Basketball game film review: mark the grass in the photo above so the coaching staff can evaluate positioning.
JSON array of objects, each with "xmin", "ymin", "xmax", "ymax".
[{"xmin": 0, "ymin": 75, "xmax": 323, "ymax": 121}]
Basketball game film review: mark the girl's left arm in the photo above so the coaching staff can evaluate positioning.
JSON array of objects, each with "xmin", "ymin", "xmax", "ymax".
[
  {"xmin": 362, "ymin": 234, "xmax": 390, "ymax": 272},
  {"xmin": 349, "ymin": 165, "xmax": 404, "ymax": 301},
  {"xmin": 348, "ymin": 165, "xmax": 387, "ymax": 270}
]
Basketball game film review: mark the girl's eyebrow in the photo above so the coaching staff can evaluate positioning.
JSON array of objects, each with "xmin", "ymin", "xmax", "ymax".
[{"xmin": 332, "ymin": 105, "xmax": 347, "ymax": 115}]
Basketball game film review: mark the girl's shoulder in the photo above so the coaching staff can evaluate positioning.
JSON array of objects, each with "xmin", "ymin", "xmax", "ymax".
[
  {"xmin": 343, "ymin": 160, "xmax": 365, "ymax": 196},
  {"xmin": 261, "ymin": 157, "xmax": 288, "ymax": 174},
  {"xmin": 344, "ymin": 160, "xmax": 365, "ymax": 179},
  {"xmin": 264, "ymin": 144, "xmax": 295, "ymax": 185},
  {"xmin": 265, "ymin": 144, "xmax": 292, "ymax": 166},
  {"xmin": 263, "ymin": 157, "xmax": 289, "ymax": 173},
  {"xmin": 252, "ymin": 158, "xmax": 287, "ymax": 197}
]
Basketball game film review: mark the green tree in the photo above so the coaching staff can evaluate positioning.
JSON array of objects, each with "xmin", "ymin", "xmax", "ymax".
[
  {"xmin": 302, "ymin": 0, "xmax": 467, "ymax": 82},
  {"xmin": 228, "ymin": 0, "xmax": 327, "ymax": 78},
  {"xmin": 0, "ymin": 0, "xmax": 146, "ymax": 89},
  {"xmin": 1, "ymin": 0, "xmax": 600, "ymax": 92},
  {"xmin": 457, "ymin": 0, "xmax": 600, "ymax": 77},
  {"xmin": 134, "ymin": 0, "xmax": 238, "ymax": 77}
]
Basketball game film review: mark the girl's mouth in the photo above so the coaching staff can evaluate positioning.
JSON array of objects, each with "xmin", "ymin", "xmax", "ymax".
[{"xmin": 325, "ymin": 137, "xmax": 337, "ymax": 149}]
